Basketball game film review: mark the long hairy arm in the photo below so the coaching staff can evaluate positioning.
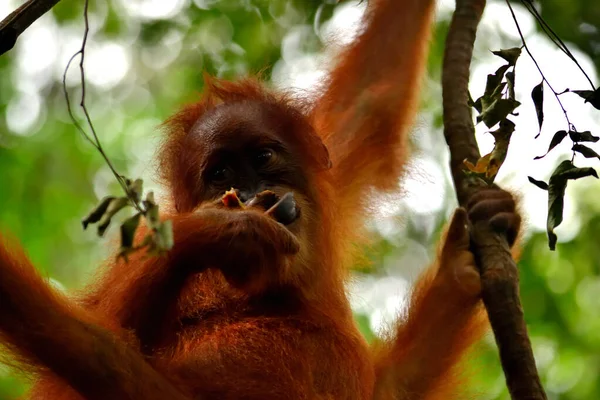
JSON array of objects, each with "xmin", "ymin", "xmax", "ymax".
[
  {"xmin": 312, "ymin": 0, "xmax": 436, "ymax": 221},
  {"xmin": 85, "ymin": 207, "xmax": 300, "ymax": 349},
  {"xmin": 372, "ymin": 210, "xmax": 488, "ymax": 400},
  {"xmin": 373, "ymin": 190, "xmax": 521, "ymax": 399},
  {"xmin": 0, "ymin": 237, "xmax": 190, "ymax": 400}
]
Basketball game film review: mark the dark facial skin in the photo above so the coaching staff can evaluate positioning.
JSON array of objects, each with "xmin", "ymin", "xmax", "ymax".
[{"xmin": 187, "ymin": 101, "xmax": 318, "ymax": 234}]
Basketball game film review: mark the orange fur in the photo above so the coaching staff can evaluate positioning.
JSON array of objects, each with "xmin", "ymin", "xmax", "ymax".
[
  {"xmin": 0, "ymin": 0, "xmax": 513, "ymax": 399},
  {"xmin": 372, "ymin": 210, "xmax": 489, "ymax": 400},
  {"xmin": 0, "ymin": 238, "xmax": 189, "ymax": 400}
]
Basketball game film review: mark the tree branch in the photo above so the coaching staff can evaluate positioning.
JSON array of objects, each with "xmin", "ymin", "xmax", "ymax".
[
  {"xmin": 0, "ymin": 0, "xmax": 62, "ymax": 56},
  {"xmin": 442, "ymin": 0, "xmax": 547, "ymax": 399}
]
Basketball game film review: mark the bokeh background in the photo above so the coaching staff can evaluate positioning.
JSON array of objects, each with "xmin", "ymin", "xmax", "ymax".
[{"xmin": 1, "ymin": 0, "xmax": 600, "ymax": 398}]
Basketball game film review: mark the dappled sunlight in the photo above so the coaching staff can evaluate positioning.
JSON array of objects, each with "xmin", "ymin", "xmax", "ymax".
[
  {"xmin": 575, "ymin": 276, "xmax": 600, "ymax": 316},
  {"xmin": 1, "ymin": 0, "xmax": 600, "ymax": 397},
  {"xmin": 401, "ymin": 156, "xmax": 447, "ymax": 215},
  {"xmin": 192, "ymin": 0, "xmax": 220, "ymax": 11},
  {"xmin": 273, "ymin": 1, "xmax": 364, "ymax": 94},
  {"xmin": 141, "ymin": 30, "xmax": 185, "ymax": 70},
  {"xmin": 545, "ymin": 350, "xmax": 586, "ymax": 394},
  {"xmin": 347, "ymin": 274, "xmax": 410, "ymax": 336},
  {"xmin": 531, "ymin": 336, "xmax": 558, "ymax": 371},
  {"xmin": 86, "ymin": 42, "xmax": 131, "ymax": 89},
  {"xmin": 118, "ymin": 0, "xmax": 188, "ymax": 21},
  {"xmin": 0, "ymin": 1, "xmax": 17, "ymax": 22},
  {"xmin": 196, "ymin": 15, "xmax": 235, "ymax": 55},
  {"xmin": 6, "ymin": 91, "xmax": 44, "ymax": 135},
  {"xmin": 15, "ymin": 19, "xmax": 59, "ymax": 78},
  {"xmin": 545, "ymin": 258, "xmax": 576, "ymax": 294},
  {"xmin": 320, "ymin": 1, "xmax": 366, "ymax": 47}
]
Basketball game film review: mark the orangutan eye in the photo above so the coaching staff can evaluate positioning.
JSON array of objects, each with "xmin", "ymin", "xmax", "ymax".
[
  {"xmin": 254, "ymin": 149, "xmax": 273, "ymax": 167},
  {"xmin": 208, "ymin": 164, "xmax": 232, "ymax": 183}
]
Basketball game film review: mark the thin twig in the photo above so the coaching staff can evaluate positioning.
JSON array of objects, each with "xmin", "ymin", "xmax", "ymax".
[
  {"xmin": 505, "ymin": 0, "xmax": 574, "ymax": 133},
  {"xmin": 0, "ymin": 0, "xmax": 62, "ymax": 56},
  {"xmin": 519, "ymin": 0, "xmax": 596, "ymax": 90},
  {"xmin": 520, "ymin": 3, "xmax": 567, "ymax": 53},
  {"xmin": 61, "ymin": 0, "xmax": 143, "ymax": 213}
]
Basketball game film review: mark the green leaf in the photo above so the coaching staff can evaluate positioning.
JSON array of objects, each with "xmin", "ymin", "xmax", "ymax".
[
  {"xmin": 572, "ymin": 144, "xmax": 600, "ymax": 159},
  {"xmin": 492, "ymin": 47, "xmax": 522, "ymax": 66},
  {"xmin": 127, "ymin": 178, "xmax": 144, "ymax": 203},
  {"xmin": 531, "ymin": 81, "xmax": 544, "ymax": 136},
  {"xmin": 473, "ymin": 65, "xmax": 511, "ymax": 118},
  {"xmin": 571, "ymin": 88, "xmax": 600, "ymax": 110},
  {"xmin": 155, "ymin": 220, "xmax": 174, "ymax": 252},
  {"xmin": 118, "ymin": 213, "xmax": 142, "ymax": 261},
  {"xmin": 546, "ymin": 160, "xmax": 598, "ymax": 250},
  {"xmin": 506, "ymin": 71, "xmax": 515, "ymax": 100},
  {"xmin": 143, "ymin": 191, "xmax": 160, "ymax": 230},
  {"xmin": 534, "ymin": 130, "xmax": 567, "ymax": 160},
  {"xmin": 568, "ymin": 130, "xmax": 599, "ymax": 143},
  {"xmin": 145, "ymin": 191, "xmax": 155, "ymax": 204},
  {"xmin": 468, "ymin": 91, "xmax": 482, "ymax": 113},
  {"xmin": 528, "ymin": 176, "xmax": 548, "ymax": 190},
  {"xmin": 82, "ymin": 196, "xmax": 115, "ymax": 229},
  {"xmin": 486, "ymin": 119, "xmax": 516, "ymax": 180},
  {"xmin": 473, "ymin": 97, "xmax": 483, "ymax": 113},
  {"xmin": 477, "ymin": 98, "xmax": 521, "ymax": 128},
  {"xmin": 120, "ymin": 213, "xmax": 142, "ymax": 250},
  {"xmin": 551, "ymin": 159, "xmax": 598, "ymax": 180},
  {"xmin": 546, "ymin": 179, "xmax": 564, "ymax": 251},
  {"xmin": 96, "ymin": 197, "xmax": 130, "ymax": 237},
  {"xmin": 484, "ymin": 65, "xmax": 510, "ymax": 98},
  {"xmin": 490, "ymin": 118, "xmax": 516, "ymax": 141}
]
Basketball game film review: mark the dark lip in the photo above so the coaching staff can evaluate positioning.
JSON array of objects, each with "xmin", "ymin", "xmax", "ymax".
[
  {"xmin": 288, "ymin": 204, "xmax": 302, "ymax": 226},
  {"xmin": 215, "ymin": 188, "xmax": 302, "ymax": 226},
  {"xmin": 283, "ymin": 206, "xmax": 302, "ymax": 233}
]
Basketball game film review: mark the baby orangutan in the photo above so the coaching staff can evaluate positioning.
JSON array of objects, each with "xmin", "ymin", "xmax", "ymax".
[{"xmin": 0, "ymin": 0, "xmax": 521, "ymax": 398}]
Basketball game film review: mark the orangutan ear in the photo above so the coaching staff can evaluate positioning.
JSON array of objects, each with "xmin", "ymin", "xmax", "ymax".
[
  {"xmin": 317, "ymin": 141, "xmax": 332, "ymax": 171},
  {"xmin": 305, "ymin": 134, "xmax": 332, "ymax": 171}
]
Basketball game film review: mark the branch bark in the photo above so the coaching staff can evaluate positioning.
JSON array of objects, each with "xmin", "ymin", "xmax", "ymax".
[
  {"xmin": 0, "ymin": 0, "xmax": 62, "ymax": 56},
  {"xmin": 442, "ymin": 0, "xmax": 547, "ymax": 399}
]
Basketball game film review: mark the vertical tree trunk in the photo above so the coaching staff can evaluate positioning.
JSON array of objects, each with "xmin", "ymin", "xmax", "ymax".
[{"xmin": 441, "ymin": 0, "xmax": 547, "ymax": 399}]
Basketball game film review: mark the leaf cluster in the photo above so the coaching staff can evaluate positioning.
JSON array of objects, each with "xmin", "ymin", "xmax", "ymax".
[
  {"xmin": 465, "ymin": 47, "xmax": 522, "ymax": 183},
  {"xmin": 82, "ymin": 179, "xmax": 173, "ymax": 260},
  {"xmin": 467, "ymin": 40, "xmax": 600, "ymax": 251},
  {"xmin": 527, "ymin": 83, "xmax": 599, "ymax": 251},
  {"xmin": 528, "ymin": 161, "xmax": 598, "ymax": 250}
]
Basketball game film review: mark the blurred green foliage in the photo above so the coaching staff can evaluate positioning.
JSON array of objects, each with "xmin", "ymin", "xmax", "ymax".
[{"xmin": 0, "ymin": 0, "xmax": 599, "ymax": 399}]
